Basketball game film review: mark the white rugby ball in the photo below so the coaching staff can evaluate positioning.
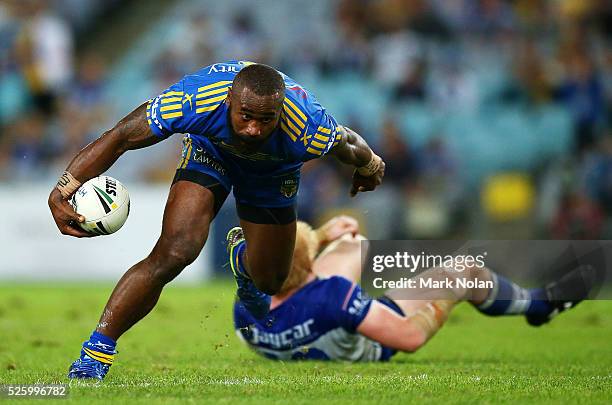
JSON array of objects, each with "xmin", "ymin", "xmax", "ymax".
[{"xmin": 70, "ymin": 176, "xmax": 130, "ymax": 235}]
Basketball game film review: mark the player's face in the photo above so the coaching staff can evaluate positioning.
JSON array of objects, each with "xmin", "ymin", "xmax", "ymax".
[{"xmin": 227, "ymin": 87, "xmax": 283, "ymax": 148}]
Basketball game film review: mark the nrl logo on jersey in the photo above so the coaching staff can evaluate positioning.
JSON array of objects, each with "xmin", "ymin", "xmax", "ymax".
[{"xmin": 280, "ymin": 178, "xmax": 298, "ymax": 198}]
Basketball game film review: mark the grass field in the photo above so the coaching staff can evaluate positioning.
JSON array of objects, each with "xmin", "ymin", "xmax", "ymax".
[{"xmin": 1, "ymin": 281, "xmax": 611, "ymax": 404}]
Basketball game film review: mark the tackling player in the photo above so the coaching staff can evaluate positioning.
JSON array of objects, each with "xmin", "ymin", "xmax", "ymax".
[
  {"xmin": 233, "ymin": 216, "xmax": 596, "ymax": 361},
  {"xmin": 48, "ymin": 61, "xmax": 385, "ymax": 379}
]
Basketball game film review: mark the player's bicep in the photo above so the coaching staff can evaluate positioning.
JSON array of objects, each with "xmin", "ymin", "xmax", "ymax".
[
  {"xmin": 114, "ymin": 102, "xmax": 161, "ymax": 152},
  {"xmin": 356, "ymin": 301, "xmax": 425, "ymax": 353}
]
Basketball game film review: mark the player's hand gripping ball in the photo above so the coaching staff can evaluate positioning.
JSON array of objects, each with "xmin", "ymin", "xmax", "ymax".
[{"xmin": 70, "ymin": 176, "xmax": 130, "ymax": 235}]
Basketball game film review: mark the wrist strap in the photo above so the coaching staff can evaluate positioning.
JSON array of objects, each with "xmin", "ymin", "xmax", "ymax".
[
  {"xmin": 56, "ymin": 171, "xmax": 81, "ymax": 199},
  {"xmin": 357, "ymin": 153, "xmax": 381, "ymax": 176}
]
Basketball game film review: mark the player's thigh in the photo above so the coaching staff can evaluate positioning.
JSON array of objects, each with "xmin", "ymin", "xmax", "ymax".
[
  {"xmin": 158, "ymin": 133, "xmax": 231, "ymax": 246},
  {"xmin": 152, "ymin": 180, "xmax": 226, "ymax": 267}
]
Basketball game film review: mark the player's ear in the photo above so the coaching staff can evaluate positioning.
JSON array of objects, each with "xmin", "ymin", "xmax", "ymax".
[{"xmin": 226, "ymin": 87, "xmax": 232, "ymax": 107}]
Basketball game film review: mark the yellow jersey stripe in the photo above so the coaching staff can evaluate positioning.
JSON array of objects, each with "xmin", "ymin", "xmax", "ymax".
[
  {"xmin": 284, "ymin": 98, "xmax": 307, "ymax": 122},
  {"xmin": 197, "ymin": 80, "xmax": 232, "ymax": 93},
  {"xmin": 196, "ymin": 85, "xmax": 230, "ymax": 99},
  {"xmin": 317, "ymin": 126, "xmax": 332, "ymax": 134},
  {"xmin": 160, "ymin": 104, "xmax": 182, "ymax": 112},
  {"xmin": 163, "ymin": 91, "xmax": 184, "ymax": 96},
  {"xmin": 147, "ymin": 119, "xmax": 152, "ymax": 125},
  {"xmin": 281, "ymin": 117, "xmax": 301, "ymax": 139},
  {"xmin": 195, "ymin": 94, "xmax": 227, "ymax": 106},
  {"xmin": 161, "ymin": 97, "xmax": 182, "ymax": 104},
  {"xmin": 314, "ymin": 133, "xmax": 330, "ymax": 142},
  {"xmin": 306, "ymin": 147, "xmax": 322, "ymax": 156},
  {"xmin": 196, "ymin": 104, "xmax": 221, "ymax": 114},
  {"xmin": 280, "ymin": 122, "xmax": 297, "ymax": 142},
  {"xmin": 311, "ymin": 140, "xmax": 327, "ymax": 149},
  {"xmin": 161, "ymin": 111, "xmax": 183, "ymax": 119},
  {"xmin": 282, "ymin": 105, "xmax": 305, "ymax": 129}
]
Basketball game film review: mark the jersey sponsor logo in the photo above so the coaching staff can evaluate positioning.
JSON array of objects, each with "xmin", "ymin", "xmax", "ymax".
[
  {"xmin": 207, "ymin": 63, "xmax": 243, "ymax": 75},
  {"xmin": 192, "ymin": 147, "xmax": 227, "ymax": 175},
  {"xmin": 207, "ymin": 61, "xmax": 255, "ymax": 75},
  {"xmin": 247, "ymin": 319, "xmax": 314, "ymax": 349},
  {"xmin": 280, "ymin": 177, "xmax": 298, "ymax": 198},
  {"xmin": 218, "ymin": 141, "xmax": 285, "ymax": 162}
]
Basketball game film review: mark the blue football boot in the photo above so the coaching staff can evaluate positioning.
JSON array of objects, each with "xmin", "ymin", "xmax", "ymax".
[
  {"xmin": 67, "ymin": 341, "xmax": 116, "ymax": 380},
  {"xmin": 526, "ymin": 265, "xmax": 598, "ymax": 326},
  {"xmin": 226, "ymin": 227, "xmax": 271, "ymax": 319}
]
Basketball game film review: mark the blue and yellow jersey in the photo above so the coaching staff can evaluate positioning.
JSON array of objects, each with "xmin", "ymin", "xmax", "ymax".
[{"xmin": 146, "ymin": 61, "xmax": 341, "ymax": 176}]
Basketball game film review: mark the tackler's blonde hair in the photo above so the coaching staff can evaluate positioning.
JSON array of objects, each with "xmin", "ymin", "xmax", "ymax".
[{"xmin": 277, "ymin": 221, "xmax": 319, "ymax": 296}]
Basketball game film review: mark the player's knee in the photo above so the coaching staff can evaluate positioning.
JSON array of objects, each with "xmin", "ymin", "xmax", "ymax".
[{"xmin": 149, "ymin": 237, "xmax": 204, "ymax": 283}]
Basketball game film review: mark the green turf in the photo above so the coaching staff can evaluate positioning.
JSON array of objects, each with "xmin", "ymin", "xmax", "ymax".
[{"xmin": 0, "ymin": 282, "xmax": 610, "ymax": 404}]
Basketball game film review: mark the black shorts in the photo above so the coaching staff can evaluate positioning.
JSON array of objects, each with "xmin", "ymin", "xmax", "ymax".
[{"xmin": 172, "ymin": 169, "xmax": 297, "ymax": 224}]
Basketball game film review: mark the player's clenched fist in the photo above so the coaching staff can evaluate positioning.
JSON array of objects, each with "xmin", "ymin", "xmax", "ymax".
[
  {"xmin": 350, "ymin": 153, "xmax": 385, "ymax": 197},
  {"xmin": 316, "ymin": 215, "xmax": 360, "ymax": 243}
]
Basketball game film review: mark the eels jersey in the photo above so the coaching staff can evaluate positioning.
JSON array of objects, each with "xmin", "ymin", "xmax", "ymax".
[
  {"xmin": 146, "ymin": 61, "xmax": 341, "ymax": 177},
  {"xmin": 234, "ymin": 276, "xmax": 397, "ymax": 362}
]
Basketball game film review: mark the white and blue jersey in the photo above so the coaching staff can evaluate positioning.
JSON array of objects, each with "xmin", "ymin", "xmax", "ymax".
[
  {"xmin": 234, "ymin": 276, "xmax": 398, "ymax": 362},
  {"xmin": 146, "ymin": 60, "xmax": 341, "ymax": 207}
]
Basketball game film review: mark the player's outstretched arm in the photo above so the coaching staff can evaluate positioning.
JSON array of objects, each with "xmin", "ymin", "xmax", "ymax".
[
  {"xmin": 357, "ymin": 300, "xmax": 455, "ymax": 353},
  {"xmin": 329, "ymin": 126, "xmax": 385, "ymax": 197},
  {"xmin": 48, "ymin": 103, "xmax": 160, "ymax": 237}
]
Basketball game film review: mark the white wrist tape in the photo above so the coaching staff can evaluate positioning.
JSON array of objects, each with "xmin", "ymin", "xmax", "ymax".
[
  {"xmin": 357, "ymin": 153, "xmax": 382, "ymax": 176},
  {"xmin": 410, "ymin": 300, "xmax": 454, "ymax": 339},
  {"xmin": 56, "ymin": 171, "xmax": 82, "ymax": 199}
]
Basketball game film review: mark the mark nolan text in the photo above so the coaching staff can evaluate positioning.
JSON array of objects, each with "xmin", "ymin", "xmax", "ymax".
[{"xmin": 372, "ymin": 277, "xmax": 494, "ymax": 289}]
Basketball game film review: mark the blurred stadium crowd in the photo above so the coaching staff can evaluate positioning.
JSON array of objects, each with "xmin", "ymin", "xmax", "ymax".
[{"xmin": 0, "ymin": 0, "xmax": 610, "ymax": 240}]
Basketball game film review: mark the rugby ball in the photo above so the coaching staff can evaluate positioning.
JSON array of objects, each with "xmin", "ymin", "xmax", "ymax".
[{"xmin": 70, "ymin": 176, "xmax": 130, "ymax": 235}]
